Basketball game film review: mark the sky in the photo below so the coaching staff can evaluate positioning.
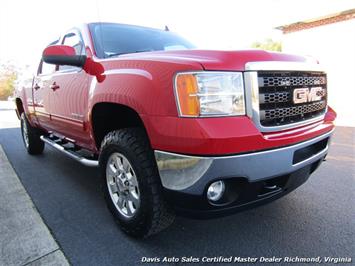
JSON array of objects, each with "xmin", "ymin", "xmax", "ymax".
[{"xmin": 0, "ymin": 0, "xmax": 354, "ymax": 72}]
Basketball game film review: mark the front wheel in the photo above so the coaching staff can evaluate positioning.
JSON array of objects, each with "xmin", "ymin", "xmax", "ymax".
[
  {"xmin": 20, "ymin": 113, "xmax": 45, "ymax": 155},
  {"xmin": 99, "ymin": 128, "xmax": 175, "ymax": 238}
]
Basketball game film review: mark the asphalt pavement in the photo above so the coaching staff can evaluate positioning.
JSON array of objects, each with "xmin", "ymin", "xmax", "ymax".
[{"xmin": 0, "ymin": 105, "xmax": 354, "ymax": 265}]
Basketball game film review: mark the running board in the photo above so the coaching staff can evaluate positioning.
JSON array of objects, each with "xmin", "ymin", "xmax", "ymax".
[{"xmin": 40, "ymin": 136, "xmax": 99, "ymax": 167}]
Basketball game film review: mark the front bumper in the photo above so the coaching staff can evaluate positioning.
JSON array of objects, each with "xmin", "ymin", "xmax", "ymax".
[{"xmin": 155, "ymin": 130, "xmax": 333, "ymax": 218}]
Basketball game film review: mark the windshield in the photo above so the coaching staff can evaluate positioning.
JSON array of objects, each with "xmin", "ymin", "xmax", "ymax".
[{"xmin": 89, "ymin": 23, "xmax": 196, "ymax": 58}]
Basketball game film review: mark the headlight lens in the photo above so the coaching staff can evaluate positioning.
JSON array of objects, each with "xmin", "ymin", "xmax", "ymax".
[{"xmin": 175, "ymin": 72, "xmax": 245, "ymax": 117}]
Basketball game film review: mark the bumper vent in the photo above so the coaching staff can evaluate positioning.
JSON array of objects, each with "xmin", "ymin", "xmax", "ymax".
[{"xmin": 258, "ymin": 71, "xmax": 327, "ymax": 127}]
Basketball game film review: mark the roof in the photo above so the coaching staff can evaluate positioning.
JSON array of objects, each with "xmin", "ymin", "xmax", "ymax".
[{"xmin": 276, "ymin": 8, "xmax": 355, "ymax": 34}]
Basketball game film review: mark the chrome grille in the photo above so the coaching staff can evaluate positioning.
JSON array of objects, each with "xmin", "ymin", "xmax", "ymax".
[
  {"xmin": 260, "ymin": 91, "xmax": 290, "ymax": 104},
  {"xmin": 258, "ymin": 71, "xmax": 327, "ymax": 127},
  {"xmin": 260, "ymin": 101, "xmax": 326, "ymax": 120},
  {"xmin": 259, "ymin": 75, "xmax": 326, "ymax": 87}
]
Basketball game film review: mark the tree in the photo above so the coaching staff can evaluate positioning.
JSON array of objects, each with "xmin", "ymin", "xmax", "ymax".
[
  {"xmin": 251, "ymin": 38, "xmax": 282, "ymax": 52},
  {"xmin": 0, "ymin": 63, "xmax": 18, "ymax": 100}
]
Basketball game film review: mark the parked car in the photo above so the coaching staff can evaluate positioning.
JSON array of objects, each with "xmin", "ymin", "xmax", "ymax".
[{"xmin": 15, "ymin": 23, "xmax": 336, "ymax": 237}]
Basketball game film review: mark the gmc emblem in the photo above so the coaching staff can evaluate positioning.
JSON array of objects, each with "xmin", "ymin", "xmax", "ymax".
[{"xmin": 293, "ymin": 87, "xmax": 325, "ymax": 104}]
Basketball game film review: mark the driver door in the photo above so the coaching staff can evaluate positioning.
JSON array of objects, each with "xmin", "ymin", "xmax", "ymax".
[{"xmin": 48, "ymin": 30, "xmax": 92, "ymax": 147}]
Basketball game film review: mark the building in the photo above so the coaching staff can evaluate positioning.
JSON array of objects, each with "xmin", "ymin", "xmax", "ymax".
[{"xmin": 277, "ymin": 9, "xmax": 355, "ymax": 127}]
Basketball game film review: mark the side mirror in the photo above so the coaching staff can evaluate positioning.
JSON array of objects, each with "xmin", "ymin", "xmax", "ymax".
[{"xmin": 42, "ymin": 45, "xmax": 86, "ymax": 67}]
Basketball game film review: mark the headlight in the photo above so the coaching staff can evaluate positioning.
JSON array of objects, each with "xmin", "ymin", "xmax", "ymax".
[{"xmin": 174, "ymin": 72, "xmax": 245, "ymax": 117}]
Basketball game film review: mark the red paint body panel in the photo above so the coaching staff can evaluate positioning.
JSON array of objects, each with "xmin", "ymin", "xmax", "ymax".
[
  {"xmin": 88, "ymin": 59, "xmax": 203, "ymax": 116},
  {"xmin": 16, "ymin": 23, "xmax": 336, "ymax": 156}
]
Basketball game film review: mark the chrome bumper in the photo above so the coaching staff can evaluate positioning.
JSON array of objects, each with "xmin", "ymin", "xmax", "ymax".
[{"xmin": 154, "ymin": 130, "xmax": 333, "ymax": 195}]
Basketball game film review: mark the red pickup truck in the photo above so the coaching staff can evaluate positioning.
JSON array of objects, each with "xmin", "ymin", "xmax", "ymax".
[{"xmin": 15, "ymin": 22, "xmax": 336, "ymax": 237}]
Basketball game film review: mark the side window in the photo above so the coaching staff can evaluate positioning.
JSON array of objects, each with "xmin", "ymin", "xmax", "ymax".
[
  {"xmin": 38, "ymin": 39, "xmax": 59, "ymax": 75},
  {"xmin": 59, "ymin": 32, "xmax": 84, "ymax": 71},
  {"xmin": 40, "ymin": 61, "xmax": 56, "ymax": 75}
]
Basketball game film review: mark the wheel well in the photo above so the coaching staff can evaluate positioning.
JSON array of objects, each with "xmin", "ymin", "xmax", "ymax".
[
  {"xmin": 91, "ymin": 103, "xmax": 146, "ymax": 149},
  {"xmin": 15, "ymin": 98, "xmax": 24, "ymax": 117}
]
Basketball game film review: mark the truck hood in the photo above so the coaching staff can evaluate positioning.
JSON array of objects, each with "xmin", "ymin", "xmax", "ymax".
[{"xmin": 116, "ymin": 49, "xmax": 315, "ymax": 71}]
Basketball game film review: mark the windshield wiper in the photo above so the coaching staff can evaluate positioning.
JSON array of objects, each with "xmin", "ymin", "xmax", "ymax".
[
  {"xmin": 106, "ymin": 50, "xmax": 153, "ymax": 58},
  {"xmin": 106, "ymin": 52, "xmax": 126, "ymax": 58}
]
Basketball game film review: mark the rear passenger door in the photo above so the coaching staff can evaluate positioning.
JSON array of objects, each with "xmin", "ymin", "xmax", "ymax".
[
  {"xmin": 33, "ymin": 58, "xmax": 56, "ymax": 130},
  {"xmin": 49, "ymin": 30, "xmax": 92, "ymax": 147}
]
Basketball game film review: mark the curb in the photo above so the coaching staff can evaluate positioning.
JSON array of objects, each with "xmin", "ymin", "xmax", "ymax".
[{"xmin": 0, "ymin": 145, "xmax": 70, "ymax": 266}]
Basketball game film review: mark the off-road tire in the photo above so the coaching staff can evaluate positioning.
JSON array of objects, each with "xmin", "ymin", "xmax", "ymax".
[
  {"xmin": 20, "ymin": 113, "xmax": 45, "ymax": 155},
  {"xmin": 99, "ymin": 128, "xmax": 175, "ymax": 238}
]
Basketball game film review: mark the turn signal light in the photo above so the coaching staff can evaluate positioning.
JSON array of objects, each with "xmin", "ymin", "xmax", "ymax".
[{"xmin": 175, "ymin": 74, "xmax": 200, "ymax": 116}]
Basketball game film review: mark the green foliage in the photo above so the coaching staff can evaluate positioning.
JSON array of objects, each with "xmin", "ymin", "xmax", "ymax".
[
  {"xmin": 0, "ymin": 64, "xmax": 18, "ymax": 100},
  {"xmin": 251, "ymin": 38, "xmax": 282, "ymax": 52}
]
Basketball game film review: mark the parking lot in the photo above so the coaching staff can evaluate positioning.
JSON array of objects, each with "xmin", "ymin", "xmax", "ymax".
[{"xmin": 0, "ymin": 103, "xmax": 354, "ymax": 265}]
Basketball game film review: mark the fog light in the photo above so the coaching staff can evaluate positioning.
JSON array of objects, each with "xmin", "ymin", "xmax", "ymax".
[{"xmin": 207, "ymin": 181, "xmax": 225, "ymax": 201}]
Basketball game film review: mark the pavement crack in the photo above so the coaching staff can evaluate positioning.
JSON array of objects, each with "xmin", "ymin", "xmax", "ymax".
[{"xmin": 21, "ymin": 248, "xmax": 60, "ymax": 266}]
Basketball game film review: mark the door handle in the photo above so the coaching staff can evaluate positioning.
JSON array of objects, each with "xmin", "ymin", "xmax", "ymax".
[
  {"xmin": 50, "ymin": 82, "xmax": 60, "ymax": 91},
  {"xmin": 33, "ymin": 83, "xmax": 40, "ymax": 90}
]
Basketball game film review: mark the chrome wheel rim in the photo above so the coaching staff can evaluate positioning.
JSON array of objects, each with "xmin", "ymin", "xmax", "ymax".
[
  {"xmin": 106, "ymin": 152, "xmax": 140, "ymax": 218},
  {"xmin": 22, "ymin": 119, "xmax": 29, "ymax": 148}
]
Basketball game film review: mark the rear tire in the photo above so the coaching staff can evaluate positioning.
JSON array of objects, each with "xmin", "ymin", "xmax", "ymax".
[
  {"xmin": 99, "ymin": 128, "xmax": 175, "ymax": 238},
  {"xmin": 20, "ymin": 113, "xmax": 44, "ymax": 155}
]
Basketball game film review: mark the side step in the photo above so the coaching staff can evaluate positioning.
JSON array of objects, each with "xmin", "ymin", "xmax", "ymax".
[{"xmin": 40, "ymin": 136, "xmax": 99, "ymax": 167}]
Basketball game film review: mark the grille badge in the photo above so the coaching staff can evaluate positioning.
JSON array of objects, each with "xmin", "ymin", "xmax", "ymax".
[{"xmin": 293, "ymin": 87, "xmax": 325, "ymax": 104}]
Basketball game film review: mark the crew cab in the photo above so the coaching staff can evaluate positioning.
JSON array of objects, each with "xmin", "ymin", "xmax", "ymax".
[{"xmin": 15, "ymin": 22, "xmax": 336, "ymax": 237}]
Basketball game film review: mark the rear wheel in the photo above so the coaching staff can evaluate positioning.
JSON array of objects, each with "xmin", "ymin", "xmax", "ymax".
[
  {"xmin": 20, "ymin": 113, "xmax": 44, "ymax": 155},
  {"xmin": 99, "ymin": 128, "xmax": 175, "ymax": 238}
]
